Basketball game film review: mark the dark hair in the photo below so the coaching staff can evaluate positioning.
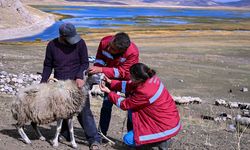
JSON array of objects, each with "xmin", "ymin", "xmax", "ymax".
[
  {"xmin": 113, "ymin": 32, "xmax": 131, "ymax": 52},
  {"xmin": 130, "ymin": 63, "xmax": 156, "ymax": 82}
]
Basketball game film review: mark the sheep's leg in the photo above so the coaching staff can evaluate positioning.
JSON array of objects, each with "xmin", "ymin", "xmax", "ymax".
[
  {"xmin": 17, "ymin": 126, "xmax": 31, "ymax": 144},
  {"xmin": 31, "ymin": 122, "xmax": 45, "ymax": 141},
  {"xmin": 68, "ymin": 118, "xmax": 77, "ymax": 148},
  {"xmin": 52, "ymin": 119, "xmax": 63, "ymax": 147}
]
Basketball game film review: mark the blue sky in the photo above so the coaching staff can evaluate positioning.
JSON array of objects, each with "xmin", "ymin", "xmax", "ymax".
[{"xmin": 213, "ymin": 0, "xmax": 241, "ymax": 3}]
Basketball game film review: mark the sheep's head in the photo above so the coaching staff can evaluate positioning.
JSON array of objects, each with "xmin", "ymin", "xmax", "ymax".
[{"xmin": 83, "ymin": 72, "xmax": 104, "ymax": 89}]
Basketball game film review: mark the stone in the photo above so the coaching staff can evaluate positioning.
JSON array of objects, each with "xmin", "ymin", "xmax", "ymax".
[
  {"xmin": 227, "ymin": 124, "xmax": 236, "ymax": 132},
  {"xmin": 16, "ymin": 78, "xmax": 23, "ymax": 84},
  {"xmin": 0, "ymin": 71, "xmax": 8, "ymax": 76},
  {"xmin": 215, "ymin": 99, "xmax": 227, "ymax": 106},
  {"xmin": 241, "ymin": 87, "xmax": 248, "ymax": 92}
]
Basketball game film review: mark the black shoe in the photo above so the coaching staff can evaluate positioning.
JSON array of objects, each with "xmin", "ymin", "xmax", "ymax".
[{"xmin": 101, "ymin": 138, "xmax": 109, "ymax": 144}]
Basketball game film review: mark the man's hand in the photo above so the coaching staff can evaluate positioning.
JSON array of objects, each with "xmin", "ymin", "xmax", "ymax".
[
  {"xmin": 99, "ymin": 81, "xmax": 111, "ymax": 93},
  {"xmin": 89, "ymin": 66, "xmax": 102, "ymax": 74},
  {"xmin": 76, "ymin": 79, "xmax": 85, "ymax": 88}
]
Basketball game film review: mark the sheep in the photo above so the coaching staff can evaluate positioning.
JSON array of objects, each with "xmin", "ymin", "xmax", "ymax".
[{"xmin": 11, "ymin": 73, "xmax": 104, "ymax": 148}]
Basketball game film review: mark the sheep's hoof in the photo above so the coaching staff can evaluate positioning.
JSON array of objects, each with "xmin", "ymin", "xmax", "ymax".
[
  {"xmin": 24, "ymin": 140, "xmax": 32, "ymax": 144},
  {"xmin": 72, "ymin": 143, "xmax": 77, "ymax": 149},
  {"xmin": 52, "ymin": 141, "xmax": 59, "ymax": 147},
  {"xmin": 39, "ymin": 136, "xmax": 46, "ymax": 141}
]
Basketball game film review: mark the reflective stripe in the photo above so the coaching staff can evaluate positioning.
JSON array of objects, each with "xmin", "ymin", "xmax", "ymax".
[
  {"xmin": 153, "ymin": 77, "xmax": 157, "ymax": 83},
  {"xmin": 114, "ymin": 68, "xmax": 120, "ymax": 78},
  {"xmin": 95, "ymin": 59, "xmax": 106, "ymax": 66},
  {"xmin": 117, "ymin": 97, "xmax": 125, "ymax": 108},
  {"xmin": 120, "ymin": 57, "xmax": 126, "ymax": 63},
  {"xmin": 149, "ymin": 82, "xmax": 164, "ymax": 104},
  {"xmin": 149, "ymin": 77, "xmax": 154, "ymax": 83},
  {"xmin": 102, "ymin": 51, "xmax": 113, "ymax": 59},
  {"xmin": 121, "ymin": 81, "xmax": 127, "ymax": 93},
  {"xmin": 139, "ymin": 122, "xmax": 181, "ymax": 142}
]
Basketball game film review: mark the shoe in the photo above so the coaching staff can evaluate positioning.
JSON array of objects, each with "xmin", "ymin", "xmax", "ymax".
[
  {"xmin": 90, "ymin": 142, "xmax": 101, "ymax": 150},
  {"xmin": 101, "ymin": 138, "xmax": 109, "ymax": 144}
]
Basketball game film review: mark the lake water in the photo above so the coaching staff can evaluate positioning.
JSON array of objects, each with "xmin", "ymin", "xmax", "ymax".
[{"xmin": 8, "ymin": 6, "xmax": 250, "ymax": 41}]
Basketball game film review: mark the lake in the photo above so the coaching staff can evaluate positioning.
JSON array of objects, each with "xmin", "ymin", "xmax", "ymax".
[{"xmin": 9, "ymin": 6, "xmax": 250, "ymax": 41}]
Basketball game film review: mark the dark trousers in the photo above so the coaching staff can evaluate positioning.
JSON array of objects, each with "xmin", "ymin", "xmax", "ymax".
[
  {"xmin": 99, "ymin": 94, "xmax": 133, "ymax": 136},
  {"xmin": 61, "ymin": 94, "xmax": 100, "ymax": 145},
  {"xmin": 99, "ymin": 95, "xmax": 113, "ymax": 136}
]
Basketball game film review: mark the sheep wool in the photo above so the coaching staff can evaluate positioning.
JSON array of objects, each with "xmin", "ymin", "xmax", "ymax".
[{"xmin": 11, "ymin": 80, "xmax": 86, "ymax": 126}]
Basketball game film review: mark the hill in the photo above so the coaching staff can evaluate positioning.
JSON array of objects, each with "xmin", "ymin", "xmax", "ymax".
[
  {"xmin": 65, "ymin": 0, "xmax": 250, "ymax": 7},
  {"xmin": 0, "ymin": 0, "xmax": 54, "ymax": 41}
]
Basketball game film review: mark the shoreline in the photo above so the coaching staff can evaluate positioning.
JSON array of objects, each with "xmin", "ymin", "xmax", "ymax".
[{"xmin": 1, "ymin": 0, "xmax": 250, "ymax": 41}]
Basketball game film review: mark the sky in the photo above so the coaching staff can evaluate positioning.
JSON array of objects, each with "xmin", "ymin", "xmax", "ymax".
[{"xmin": 213, "ymin": 0, "xmax": 241, "ymax": 3}]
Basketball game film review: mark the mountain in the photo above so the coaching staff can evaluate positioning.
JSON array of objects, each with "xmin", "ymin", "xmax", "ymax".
[
  {"xmin": 66, "ymin": 0, "xmax": 250, "ymax": 7},
  {"xmin": 220, "ymin": 0, "xmax": 250, "ymax": 6}
]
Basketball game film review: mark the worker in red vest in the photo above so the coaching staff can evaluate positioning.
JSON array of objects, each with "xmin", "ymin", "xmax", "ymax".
[
  {"xmin": 99, "ymin": 63, "xmax": 181, "ymax": 149},
  {"xmin": 89, "ymin": 32, "xmax": 139, "ymax": 141}
]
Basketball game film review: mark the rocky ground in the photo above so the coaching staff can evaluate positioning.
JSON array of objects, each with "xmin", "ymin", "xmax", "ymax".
[{"xmin": 0, "ymin": 30, "xmax": 249, "ymax": 150}]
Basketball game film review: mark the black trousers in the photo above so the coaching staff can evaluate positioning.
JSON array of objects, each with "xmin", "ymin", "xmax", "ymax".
[
  {"xmin": 99, "ymin": 94, "xmax": 133, "ymax": 136},
  {"xmin": 60, "ymin": 94, "xmax": 100, "ymax": 145}
]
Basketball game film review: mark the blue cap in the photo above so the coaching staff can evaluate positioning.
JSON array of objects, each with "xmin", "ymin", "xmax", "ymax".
[{"xmin": 59, "ymin": 22, "xmax": 81, "ymax": 44}]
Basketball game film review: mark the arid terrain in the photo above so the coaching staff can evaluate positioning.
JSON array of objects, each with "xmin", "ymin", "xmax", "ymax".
[
  {"xmin": 0, "ymin": 29, "xmax": 249, "ymax": 150},
  {"xmin": 0, "ymin": 0, "xmax": 250, "ymax": 149}
]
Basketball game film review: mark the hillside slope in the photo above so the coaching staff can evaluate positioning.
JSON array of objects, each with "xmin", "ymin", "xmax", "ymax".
[{"xmin": 0, "ymin": 0, "xmax": 55, "ymax": 40}]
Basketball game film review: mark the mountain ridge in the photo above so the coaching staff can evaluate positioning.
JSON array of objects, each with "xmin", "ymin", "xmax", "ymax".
[{"xmin": 66, "ymin": 0, "xmax": 250, "ymax": 7}]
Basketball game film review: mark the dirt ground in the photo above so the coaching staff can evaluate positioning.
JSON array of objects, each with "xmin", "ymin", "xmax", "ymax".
[{"xmin": 0, "ymin": 30, "xmax": 250, "ymax": 150}]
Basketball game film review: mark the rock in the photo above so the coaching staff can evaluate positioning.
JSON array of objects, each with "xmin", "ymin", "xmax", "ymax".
[
  {"xmin": 0, "ymin": 71, "xmax": 8, "ymax": 76},
  {"xmin": 0, "ymin": 79, "xmax": 4, "ymax": 83},
  {"xmin": 227, "ymin": 124, "xmax": 236, "ymax": 132},
  {"xmin": 16, "ymin": 78, "xmax": 23, "ymax": 84},
  {"xmin": 215, "ymin": 99, "xmax": 227, "ymax": 106},
  {"xmin": 174, "ymin": 96, "xmax": 202, "ymax": 104},
  {"xmin": 228, "ymin": 102, "xmax": 239, "ymax": 108},
  {"xmin": 235, "ymin": 115, "xmax": 250, "ymax": 126},
  {"xmin": 0, "ymin": 71, "xmax": 43, "ymax": 95},
  {"xmin": 11, "ymin": 78, "xmax": 17, "ymax": 82},
  {"xmin": 88, "ymin": 56, "xmax": 96, "ymax": 63},
  {"xmin": 242, "ymin": 109, "xmax": 250, "ymax": 117},
  {"xmin": 240, "ymin": 87, "xmax": 248, "ymax": 92},
  {"xmin": 6, "ymin": 78, "xmax": 10, "ymax": 83},
  {"xmin": 179, "ymin": 79, "xmax": 184, "ymax": 83}
]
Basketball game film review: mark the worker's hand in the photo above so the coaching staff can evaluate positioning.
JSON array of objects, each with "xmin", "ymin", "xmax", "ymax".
[
  {"xmin": 99, "ymin": 81, "xmax": 111, "ymax": 93},
  {"xmin": 103, "ymin": 75, "xmax": 111, "ymax": 84},
  {"xmin": 76, "ymin": 79, "xmax": 85, "ymax": 88},
  {"xmin": 89, "ymin": 66, "xmax": 102, "ymax": 74}
]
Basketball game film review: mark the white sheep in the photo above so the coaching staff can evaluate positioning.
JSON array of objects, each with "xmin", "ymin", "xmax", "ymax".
[{"xmin": 11, "ymin": 73, "xmax": 103, "ymax": 148}]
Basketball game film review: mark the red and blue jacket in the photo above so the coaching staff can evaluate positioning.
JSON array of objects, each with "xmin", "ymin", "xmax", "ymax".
[
  {"xmin": 108, "ymin": 75, "xmax": 181, "ymax": 145},
  {"xmin": 94, "ymin": 35, "xmax": 139, "ymax": 80}
]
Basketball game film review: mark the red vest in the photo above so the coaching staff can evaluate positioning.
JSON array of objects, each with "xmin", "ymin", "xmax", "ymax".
[
  {"xmin": 108, "ymin": 75, "xmax": 181, "ymax": 145},
  {"xmin": 94, "ymin": 35, "xmax": 139, "ymax": 80}
]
